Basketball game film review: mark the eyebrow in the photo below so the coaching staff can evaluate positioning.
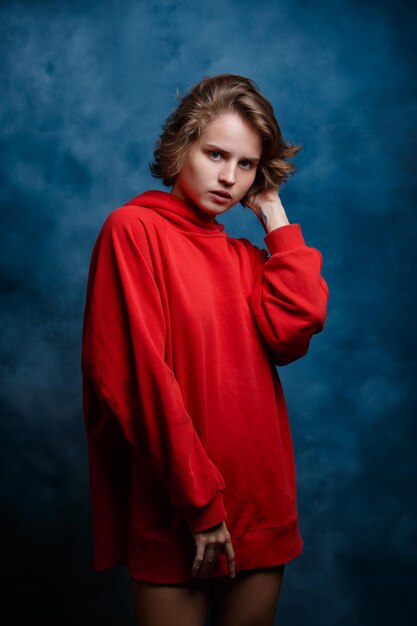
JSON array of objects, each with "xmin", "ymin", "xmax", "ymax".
[{"xmin": 204, "ymin": 143, "xmax": 261, "ymax": 163}]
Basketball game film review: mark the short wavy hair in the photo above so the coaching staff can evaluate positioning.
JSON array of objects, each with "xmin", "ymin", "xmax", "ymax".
[{"xmin": 149, "ymin": 73, "xmax": 303, "ymax": 206}]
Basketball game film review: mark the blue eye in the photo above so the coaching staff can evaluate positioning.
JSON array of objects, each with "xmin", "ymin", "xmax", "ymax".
[{"xmin": 208, "ymin": 151, "xmax": 254, "ymax": 169}]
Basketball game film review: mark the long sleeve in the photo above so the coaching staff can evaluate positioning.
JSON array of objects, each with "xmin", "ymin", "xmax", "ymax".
[
  {"xmin": 81, "ymin": 208, "xmax": 227, "ymax": 534},
  {"xmin": 247, "ymin": 223, "xmax": 329, "ymax": 366}
]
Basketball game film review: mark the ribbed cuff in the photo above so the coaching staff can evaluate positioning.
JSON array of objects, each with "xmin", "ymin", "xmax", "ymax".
[
  {"xmin": 185, "ymin": 492, "xmax": 227, "ymax": 534},
  {"xmin": 264, "ymin": 224, "xmax": 305, "ymax": 255}
]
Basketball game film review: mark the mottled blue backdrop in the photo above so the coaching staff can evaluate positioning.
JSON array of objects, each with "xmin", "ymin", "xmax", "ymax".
[{"xmin": 1, "ymin": 0, "xmax": 416, "ymax": 624}]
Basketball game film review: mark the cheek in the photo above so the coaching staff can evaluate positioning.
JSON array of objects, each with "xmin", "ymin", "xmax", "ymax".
[
  {"xmin": 187, "ymin": 158, "xmax": 204, "ymax": 183},
  {"xmin": 195, "ymin": 152, "xmax": 210, "ymax": 171},
  {"xmin": 180, "ymin": 160, "xmax": 199, "ymax": 189},
  {"xmin": 242, "ymin": 169, "xmax": 257, "ymax": 188}
]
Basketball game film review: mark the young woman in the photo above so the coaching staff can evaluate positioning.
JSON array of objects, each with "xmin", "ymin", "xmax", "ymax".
[{"xmin": 81, "ymin": 73, "xmax": 329, "ymax": 626}]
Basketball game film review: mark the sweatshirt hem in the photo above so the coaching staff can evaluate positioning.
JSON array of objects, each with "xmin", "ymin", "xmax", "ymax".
[{"xmin": 91, "ymin": 520, "xmax": 303, "ymax": 584}]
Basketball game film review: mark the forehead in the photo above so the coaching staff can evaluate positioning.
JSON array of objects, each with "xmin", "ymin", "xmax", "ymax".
[{"xmin": 199, "ymin": 112, "xmax": 262, "ymax": 156}]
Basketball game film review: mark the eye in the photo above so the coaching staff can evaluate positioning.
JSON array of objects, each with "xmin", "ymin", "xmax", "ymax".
[{"xmin": 207, "ymin": 151, "xmax": 255, "ymax": 170}]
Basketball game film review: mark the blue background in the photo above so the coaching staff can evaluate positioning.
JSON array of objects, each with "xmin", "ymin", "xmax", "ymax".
[{"xmin": 1, "ymin": 0, "xmax": 416, "ymax": 624}]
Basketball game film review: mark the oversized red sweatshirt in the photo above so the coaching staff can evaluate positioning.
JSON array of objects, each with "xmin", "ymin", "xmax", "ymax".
[{"xmin": 81, "ymin": 189, "xmax": 329, "ymax": 583}]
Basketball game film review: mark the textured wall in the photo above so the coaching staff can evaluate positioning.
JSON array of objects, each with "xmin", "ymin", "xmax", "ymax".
[{"xmin": 1, "ymin": 0, "xmax": 416, "ymax": 624}]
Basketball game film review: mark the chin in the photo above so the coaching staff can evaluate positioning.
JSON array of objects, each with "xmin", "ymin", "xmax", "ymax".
[{"xmin": 193, "ymin": 195, "xmax": 215, "ymax": 214}]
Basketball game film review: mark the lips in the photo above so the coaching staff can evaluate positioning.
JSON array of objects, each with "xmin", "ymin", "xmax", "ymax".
[{"xmin": 210, "ymin": 190, "xmax": 232, "ymax": 199}]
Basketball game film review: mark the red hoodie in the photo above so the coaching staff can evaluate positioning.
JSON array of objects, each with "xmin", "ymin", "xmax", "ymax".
[{"xmin": 81, "ymin": 189, "xmax": 329, "ymax": 583}]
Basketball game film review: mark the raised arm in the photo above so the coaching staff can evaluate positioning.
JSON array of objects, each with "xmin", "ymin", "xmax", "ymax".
[
  {"xmin": 245, "ymin": 223, "xmax": 329, "ymax": 366},
  {"xmin": 242, "ymin": 187, "xmax": 329, "ymax": 366}
]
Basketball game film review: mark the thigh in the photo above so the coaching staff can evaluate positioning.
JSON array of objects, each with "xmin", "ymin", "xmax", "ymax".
[
  {"xmin": 209, "ymin": 564, "xmax": 285, "ymax": 626},
  {"xmin": 130, "ymin": 576, "xmax": 210, "ymax": 626}
]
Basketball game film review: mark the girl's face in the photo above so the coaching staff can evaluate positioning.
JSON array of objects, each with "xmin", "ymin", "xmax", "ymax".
[{"xmin": 171, "ymin": 111, "xmax": 262, "ymax": 217}]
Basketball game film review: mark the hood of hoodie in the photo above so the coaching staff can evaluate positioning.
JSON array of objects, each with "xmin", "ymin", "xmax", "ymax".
[{"xmin": 123, "ymin": 189, "xmax": 226, "ymax": 235}]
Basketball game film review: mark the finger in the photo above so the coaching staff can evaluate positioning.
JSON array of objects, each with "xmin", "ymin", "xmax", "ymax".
[
  {"xmin": 191, "ymin": 542, "xmax": 206, "ymax": 578},
  {"xmin": 211, "ymin": 544, "xmax": 223, "ymax": 565},
  {"xmin": 224, "ymin": 539, "xmax": 236, "ymax": 578},
  {"xmin": 197, "ymin": 543, "xmax": 216, "ymax": 579},
  {"xmin": 214, "ymin": 544, "xmax": 223, "ymax": 559}
]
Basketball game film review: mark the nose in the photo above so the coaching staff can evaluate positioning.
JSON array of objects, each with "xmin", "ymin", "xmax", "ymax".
[{"xmin": 218, "ymin": 164, "xmax": 236, "ymax": 186}]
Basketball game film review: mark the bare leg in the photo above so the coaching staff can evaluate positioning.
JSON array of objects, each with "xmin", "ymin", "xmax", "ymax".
[
  {"xmin": 130, "ymin": 576, "xmax": 210, "ymax": 626},
  {"xmin": 209, "ymin": 564, "xmax": 285, "ymax": 626}
]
